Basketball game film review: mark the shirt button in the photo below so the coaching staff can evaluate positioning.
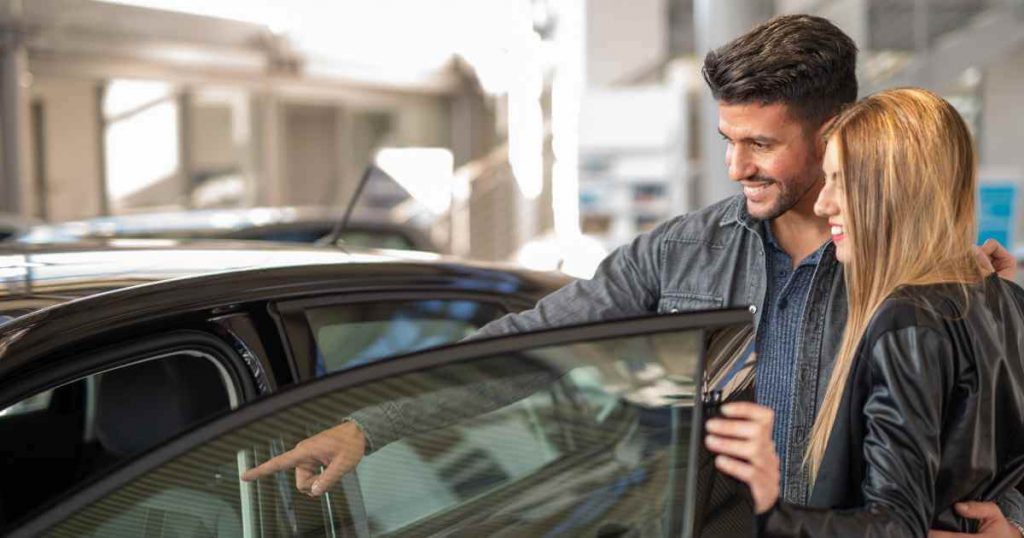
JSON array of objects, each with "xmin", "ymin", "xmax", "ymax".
[{"xmin": 749, "ymin": 305, "xmax": 758, "ymax": 315}]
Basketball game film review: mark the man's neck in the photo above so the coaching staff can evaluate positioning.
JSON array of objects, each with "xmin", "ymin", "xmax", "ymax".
[{"xmin": 770, "ymin": 207, "xmax": 830, "ymax": 267}]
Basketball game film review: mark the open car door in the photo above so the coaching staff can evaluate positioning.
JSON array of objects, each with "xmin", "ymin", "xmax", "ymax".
[{"xmin": 8, "ymin": 309, "xmax": 755, "ymax": 538}]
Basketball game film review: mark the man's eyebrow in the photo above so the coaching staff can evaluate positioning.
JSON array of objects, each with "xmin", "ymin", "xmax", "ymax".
[{"xmin": 717, "ymin": 130, "xmax": 777, "ymax": 144}]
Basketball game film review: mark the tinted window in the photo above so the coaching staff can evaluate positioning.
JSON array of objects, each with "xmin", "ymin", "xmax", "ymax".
[
  {"xmin": 248, "ymin": 229, "xmax": 327, "ymax": 243},
  {"xmin": 335, "ymin": 230, "xmax": 416, "ymax": 251},
  {"xmin": 38, "ymin": 327, "xmax": 707, "ymax": 537},
  {"xmin": 305, "ymin": 299, "xmax": 507, "ymax": 374},
  {"xmin": 0, "ymin": 353, "xmax": 234, "ymax": 528}
]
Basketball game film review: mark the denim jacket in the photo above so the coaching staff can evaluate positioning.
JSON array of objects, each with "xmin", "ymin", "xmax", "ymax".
[{"xmin": 473, "ymin": 194, "xmax": 846, "ymax": 503}]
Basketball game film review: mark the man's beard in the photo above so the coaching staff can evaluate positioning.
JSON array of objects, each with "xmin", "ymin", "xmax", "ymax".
[{"xmin": 745, "ymin": 175, "xmax": 815, "ymax": 221}]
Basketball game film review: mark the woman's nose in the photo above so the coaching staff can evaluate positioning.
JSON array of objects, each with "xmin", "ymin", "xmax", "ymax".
[{"xmin": 814, "ymin": 186, "xmax": 836, "ymax": 218}]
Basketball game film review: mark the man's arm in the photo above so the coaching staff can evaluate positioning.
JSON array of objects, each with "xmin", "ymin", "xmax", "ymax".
[
  {"xmin": 243, "ymin": 221, "xmax": 671, "ymax": 493},
  {"xmin": 352, "ymin": 220, "xmax": 670, "ymax": 451},
  {"xmin": 470, "ymin": 221, "xmax": 667, "ymax": 340}
]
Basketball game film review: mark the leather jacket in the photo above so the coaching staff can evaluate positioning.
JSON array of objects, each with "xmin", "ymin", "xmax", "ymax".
[{"xmin": 762, "ymin": 274, "xmax": 1024, "ymax": 537}]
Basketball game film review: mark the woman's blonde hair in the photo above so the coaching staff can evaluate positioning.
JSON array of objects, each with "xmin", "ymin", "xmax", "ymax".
[{"xmin": 805, "ymin": 88, "xmax": 984, "ymax": 480}]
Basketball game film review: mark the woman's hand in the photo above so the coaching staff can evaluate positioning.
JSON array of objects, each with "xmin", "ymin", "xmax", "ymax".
[{"xmin": 704, "ymin": 402, "xmax": 780, "ymax": 514}]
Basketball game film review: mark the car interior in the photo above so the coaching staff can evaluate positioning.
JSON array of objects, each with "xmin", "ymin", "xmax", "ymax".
[
  {"xmin": 305, "ymin": 299, "xmax": 506, "ymax": 374},
  {"xmin": 0, "ymin": 353, "xmax": 234, "ymax": 529}
]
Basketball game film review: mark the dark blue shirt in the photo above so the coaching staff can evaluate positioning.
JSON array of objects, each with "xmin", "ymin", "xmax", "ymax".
[{"xmin": 756, "ymin": 222, "xmax": 829, "ymax": 482}]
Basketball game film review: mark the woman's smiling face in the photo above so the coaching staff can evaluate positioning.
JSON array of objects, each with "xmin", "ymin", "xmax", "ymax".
[{"xmin": 814, "ymin": 138, "xmax": 850, "ymax": 263}]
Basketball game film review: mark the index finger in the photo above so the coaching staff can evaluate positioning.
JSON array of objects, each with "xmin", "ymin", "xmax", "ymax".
[
  {"xmin": 981, "ymin": 239, "xmax": 1014, "ymax": 262},
  {"xmin": 974, "ymin": 245, "xmax": 996, "ymax": 273},
  {"xmin": 719, "ymin": 402, "xmax": 773, "ymax": 424},
  {"xmin": 241, "ymin": 449, "xmax": 308, "ymax": 482},
  {"xmin": 926, "ymin": 531, "xmax": 965, "ymax": 538},
  {"xmin": 980, "ymin": 238, "xmax": 1002, "ymax": 254}
]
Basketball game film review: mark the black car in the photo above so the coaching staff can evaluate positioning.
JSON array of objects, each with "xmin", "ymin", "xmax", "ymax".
[
  {"xmin": 0, "ymin": 241, "xmax": 755, "ymax": 537},
  {"xmin": 0, "ymin": 240, "xmax": 568, "ymax": 530}
]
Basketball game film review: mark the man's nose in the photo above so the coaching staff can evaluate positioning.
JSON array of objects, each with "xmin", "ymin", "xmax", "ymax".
[{"xmin": 727, "ymin": 145, "xmax": 755, "ymax": 181}]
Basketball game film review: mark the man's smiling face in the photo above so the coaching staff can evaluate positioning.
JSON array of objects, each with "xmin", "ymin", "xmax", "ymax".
[{"xmin": 718, "ymin": 102, "xmax": 825, "ymax": 220}]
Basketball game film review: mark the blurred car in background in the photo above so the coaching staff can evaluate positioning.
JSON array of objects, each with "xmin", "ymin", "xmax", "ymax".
[
  {"xmin": 14, "ymin": 206, "xmax": 437, "ymax": 252},
  {"xmin": 0, "ymin": 213, "xmax": 41, "ymax": 242},
  {"xmin": 0, "ymin": 239, "xmax": 568, "ymax": 531}
]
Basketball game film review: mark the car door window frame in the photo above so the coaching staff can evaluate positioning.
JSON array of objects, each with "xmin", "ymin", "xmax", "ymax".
[
  {"xmin": 272, "ymin": 291, "xmax": 533, "ymax": 382},
  {"xmin": 0, "ymin": 330, "xmax": 258, "ymax": 414},
  {"xmin": 8, "ymin": 309, "xmax": 749, "ymax": 538}
]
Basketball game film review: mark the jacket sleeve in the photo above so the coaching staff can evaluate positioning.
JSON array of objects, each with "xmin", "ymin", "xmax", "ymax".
[
  {"xmin": 762, "ymin": 326, "xmax": 953, "ymax": 538},
  {"xmin": 348, "ymin": 370, "xmax": 558, "ymax": 453},
  {"xmin": 997, "ymin": 488, "xmax": 1024, "ymax": 529},
  {"xmin": 469, "ymin": 220, "xmax": 665, "ymax": 339},
  {"xmin": 349, "ymin": 225, "xmax": 667, "ymax": 451}
]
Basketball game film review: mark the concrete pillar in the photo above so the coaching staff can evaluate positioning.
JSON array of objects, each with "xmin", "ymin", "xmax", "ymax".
[
  {"xmin": 694, "ymin": 0, "xmax": 773, "ymax": 208},
  {"xmin": 32, "ymin": 79, "xmax": 106, "ymax": 220},
  {"xmin": 0, "ymin": 34, "xmax": 29, "ymax": 214},
  {"xmin": 251, "ymin": 93, "xmax": 283, "ymax": 206}
]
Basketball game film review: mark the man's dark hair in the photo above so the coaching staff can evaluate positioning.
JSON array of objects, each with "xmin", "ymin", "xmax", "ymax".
[{"xmin": 702, "ymin": 14, "xmax": 858, "ymax": 126}]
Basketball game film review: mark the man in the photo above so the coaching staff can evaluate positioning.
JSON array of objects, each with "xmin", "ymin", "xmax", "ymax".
[{"xmin": 244, "ymin": 14, "xmax": 1023, "ymax": 536}]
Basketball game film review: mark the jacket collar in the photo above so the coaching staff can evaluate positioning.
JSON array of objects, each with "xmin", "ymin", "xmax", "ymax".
[{"xmin": 719, "ymin": 194, "xmax": 762, "ymax": 234}]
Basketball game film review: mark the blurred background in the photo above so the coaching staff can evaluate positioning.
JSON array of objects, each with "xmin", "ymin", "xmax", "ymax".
[{"xmin": 0, "ymin": 0, "xmax": 1021, "ymax": 278}]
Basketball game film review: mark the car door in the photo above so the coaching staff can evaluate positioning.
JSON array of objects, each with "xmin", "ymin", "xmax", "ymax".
[{"xmin": 6, "ymin": 310, "xmax": 755, "ymax": 538}]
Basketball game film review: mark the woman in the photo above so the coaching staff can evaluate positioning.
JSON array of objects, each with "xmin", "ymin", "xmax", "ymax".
[{"xmin": 708, "ymin": 88, "xmax": 1024, "ymax": 536}]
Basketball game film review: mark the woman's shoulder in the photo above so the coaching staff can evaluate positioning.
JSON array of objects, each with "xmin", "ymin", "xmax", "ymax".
[
  {"xmin": 866, "ymin": 276, "xmax": 1016, "ymax": 343},
  {"xmin": 862, "ymin": 281, "xmax": 986, "ymax": 349}
]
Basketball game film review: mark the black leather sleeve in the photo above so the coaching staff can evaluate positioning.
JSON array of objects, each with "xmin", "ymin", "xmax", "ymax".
[{"xmin": 761, "ymin": 326, "xmax": 954, "ymax": 538}]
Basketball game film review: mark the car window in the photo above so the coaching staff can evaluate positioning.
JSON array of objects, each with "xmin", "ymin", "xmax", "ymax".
[
  {"xmin": 305, "ymin": 299, "xmax": 507, "ymax": 375},
  {"xmin": 0, "ymin": 352, "xmax": 236, "ymax": 529},
  {"xmin": 28, "ymin": 318, "xmax": 729, "ymax": 538},
  {"xmin": 245, "ymin": 228, "xmax": 328, "ymax": 243},
  {"xmin": 0, "ymin": 390, "xmax": 53, "ymax": 417},
  {"xmin": 335, "ymin": 230, "xmax": 416, "ymax": 250}
]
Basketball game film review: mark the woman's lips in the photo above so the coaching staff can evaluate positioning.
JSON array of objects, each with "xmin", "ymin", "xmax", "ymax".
[{"xmin": 830, "ymin": 224, "xmax": 845, "ymax": 243}]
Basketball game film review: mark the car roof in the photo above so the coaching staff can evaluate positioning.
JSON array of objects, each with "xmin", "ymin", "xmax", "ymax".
[
  {"xmin": 0, "ymin": 239, "xmax": 570, "ymax": 371},
  {"xmin": 16, "ymin": 206, "xmax": 396, "ymax": 242},
  {"xmin": 0, "ymin": 239, "xmax": 389, "ymax": 305},
  {"xmin": 0, "ymin": 238, "xmax": 557, "ymax": 316}
]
